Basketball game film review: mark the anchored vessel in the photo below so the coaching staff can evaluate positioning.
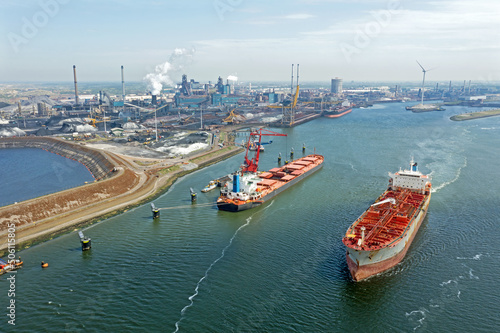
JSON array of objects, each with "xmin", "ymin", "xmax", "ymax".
[
  {"xmin": 342, "ymin": 160, "xmax": 432, "ymax": 281},
  {"xmin": 324, "ymin": 106, "xmax": 352, "ymax": 118},
  {"xmin": 217, "ymin": 129, "xmax": 323, "ymax": 212}
]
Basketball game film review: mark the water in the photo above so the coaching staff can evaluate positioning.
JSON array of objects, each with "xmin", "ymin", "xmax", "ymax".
[
  {"xmin": 2, "ymin": 103, "xmax": 499, "ymax": 332},
  {"xmin": 0, "ymin": 148, "xmax": 94, "ymax": 205}
]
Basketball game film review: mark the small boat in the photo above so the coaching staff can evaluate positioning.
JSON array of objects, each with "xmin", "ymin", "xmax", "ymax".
[
  {"xmin": 201, "ymin": 181, "xmax": 218, "ymax": 193},
  {"xmin": 0, "ymin": 258, "xmax": 23, "ymax": 275},
  {"xmin": 248, "ymin": 142, "xmax": 264, "ymax": 152},
  {"xmin": 41, "ymin": 261, "xmax": 49, "ymax": 268}
]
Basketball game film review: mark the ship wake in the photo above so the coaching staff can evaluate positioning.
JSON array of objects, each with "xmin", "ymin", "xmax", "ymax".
[
  {"xmin": 173, "ymin": 216, "xmax": 252, "ymax": 332},
  {"xmin": 173, "ymin": 202, "xmax": 274, "ymax": 332},
  {"xmin": 430, "ymin": 156, "xmax": 467, "ymax": 193}
]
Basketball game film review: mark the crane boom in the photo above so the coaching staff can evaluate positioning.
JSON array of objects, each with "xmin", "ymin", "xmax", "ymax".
[
  {"xmin": 242, "ymin": 128, "xmax": 287, "ymax": 173},
  {"xmin": 292, "ymin": 84, "xmax": 300, "ymax": 108}
]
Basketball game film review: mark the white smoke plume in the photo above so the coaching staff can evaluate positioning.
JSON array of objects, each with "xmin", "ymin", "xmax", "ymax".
[
  {"xmin": 144, "ymin": 48, "xmax": 195, "ymax": 95},
  {"xmin": 227, "ymin": 75, "xmax": 238, "ymax": 82}
]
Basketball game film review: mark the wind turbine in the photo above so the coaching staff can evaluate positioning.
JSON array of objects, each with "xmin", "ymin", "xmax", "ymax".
[{"xmin": 416, "ymin": 60, "xmax": 430, "ymax": 106}]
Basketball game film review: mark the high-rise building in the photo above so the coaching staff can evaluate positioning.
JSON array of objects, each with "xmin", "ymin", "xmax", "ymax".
[{"xmin": 331, "ymin": 77, "xmax": 343, "ymax": 94}]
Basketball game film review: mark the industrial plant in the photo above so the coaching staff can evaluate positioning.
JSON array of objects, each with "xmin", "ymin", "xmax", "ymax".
[{"xmin": 1, "ymin": 63, "xmax": 499, "ymax": 158}]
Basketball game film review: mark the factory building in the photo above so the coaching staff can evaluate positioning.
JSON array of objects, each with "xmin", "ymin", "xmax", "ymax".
[
  {"xmin": 264, "ymin": 92, "xmax": 278, "ymax": 103},
  {"xmin": 212, "ymin": 94, "xmax": 252, "ymax": 106}
]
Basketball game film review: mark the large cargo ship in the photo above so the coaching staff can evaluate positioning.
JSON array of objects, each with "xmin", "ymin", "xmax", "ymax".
[
  {"xmin": 217, "ymin": 129, "xmax": 324, "ymax": 212},
  {"xmin": 342, "ymin": 160, "xmax": 432, "ymax": 281},
  {"xmin": 324, "ymin": 106, "xmax": 352, "ymax": 118}
]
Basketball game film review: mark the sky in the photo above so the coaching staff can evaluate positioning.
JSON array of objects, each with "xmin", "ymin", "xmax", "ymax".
[{"xmin": 0, "ymin": 0, "xmax": 499, "ymax": 85}]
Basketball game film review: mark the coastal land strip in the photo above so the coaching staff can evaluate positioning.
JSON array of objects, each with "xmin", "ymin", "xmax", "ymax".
[
  {"xmin": 450, "ymin": 108, "xmax": 500, "ymax": 121},
  {"xmin": 0, "ymin": 134, "xmax": 244, "ymax": 256}
]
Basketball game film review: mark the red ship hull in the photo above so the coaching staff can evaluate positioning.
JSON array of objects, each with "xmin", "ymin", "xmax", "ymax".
[
  {"xmin": 324, "ymin": 108, "xmax": 352, "ymax": 118},
  {"xmin": 346, "ymin": 206, "xmax": 428, "ymax": 281}
]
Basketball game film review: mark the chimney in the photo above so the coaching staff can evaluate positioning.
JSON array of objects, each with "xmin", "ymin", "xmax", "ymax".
[
  {"xmin": 121, "ymin": 65, "xmax": 125, "ymax": 111},
  {"xmin": 73, "ymin": 65, "xmax": 79, "ymax": 105}
]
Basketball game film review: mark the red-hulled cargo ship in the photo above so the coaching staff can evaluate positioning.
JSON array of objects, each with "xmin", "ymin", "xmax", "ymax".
[
  {"xmin": 342, "ymin": 160, "xmax": 432, "ymax": 281},
  {"xmin": 324, "ymin": 107, "xmax": 352, "ymax": 118},
  {"xmin": 217, "ymin": 129, "xmax": 324, "ymax": 212}
]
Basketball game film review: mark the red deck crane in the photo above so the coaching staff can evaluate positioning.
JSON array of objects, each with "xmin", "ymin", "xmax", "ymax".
[{"xmin": 242, "ymin": 128, "xmax": 287, "ymax": 173}]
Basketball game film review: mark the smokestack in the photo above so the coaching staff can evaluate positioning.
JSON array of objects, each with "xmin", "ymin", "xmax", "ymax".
[
  {"xmin": 291, "ymin": 64, "xmax": 294, "ymax": 95},
  {"xmin": 463, "ymin": 80, "xmax": 466, "ymax": 92},
  {"xmin": 449, "ymin": 81, "xmax": 452, "ymax": 92},
  {"xmin": 73, "ymin": 65, "xmax": 79, "ymax": 105},
  {"xmin": 468, "ymin": 80, "xmax": 471, "ymax": 95},
  {"xmin": 121, "ymin": 65, "xmax": 125, "ymax": 112},
  {"xmin": 152, "ymin": 95, "xmax": 157, "ymax": 106}
]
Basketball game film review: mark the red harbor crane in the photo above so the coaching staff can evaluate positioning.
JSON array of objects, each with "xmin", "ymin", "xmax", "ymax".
[{"xmin": 242, "ymin": 128, "xmax": 287, "ymax": 173}]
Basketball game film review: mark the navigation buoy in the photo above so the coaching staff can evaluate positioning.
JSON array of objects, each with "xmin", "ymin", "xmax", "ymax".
[
  {"xmin": 302, "ymin": 143, "xmax": 306, "ymax": 153},
  {"xmin": 278, "ymin": 152, "xmax": 282, "ymax": 164},
  {"xmin": 190, "ymin": 188, "xmax": 197, "ymax": 202},
  {"xmin": 290, "ymin": 148, "xmax": 294, "ymax": 160},
  {"xmin": 78, "ymin": 231, "xmax": 91, "ymax": 251},
  {"xmin": 151, "ymin": 203, "xmax": 160, "ymax": 219}
]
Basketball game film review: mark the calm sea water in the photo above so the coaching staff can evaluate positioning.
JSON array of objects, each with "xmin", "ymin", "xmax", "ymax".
[
  {"xmin": 0, "ymin": 148, "xmax": 94, "ymax": 206},
  {"xmin": 2, "ymin": 103, "xmax": 499, "ymax": 332}
]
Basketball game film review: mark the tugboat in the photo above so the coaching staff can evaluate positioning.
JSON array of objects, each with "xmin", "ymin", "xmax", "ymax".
[{"xmin": 201, "ymin": 180, "xmax": 218, "ymax": 193}]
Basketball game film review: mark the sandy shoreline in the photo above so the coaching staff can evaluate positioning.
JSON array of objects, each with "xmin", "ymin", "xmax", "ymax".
[{"xmin": 0, "ymin": 138, "xmax": 243, "ymax": 256}]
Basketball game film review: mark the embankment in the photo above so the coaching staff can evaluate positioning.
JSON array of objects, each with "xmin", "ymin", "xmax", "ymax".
[
  {"xmin": 0, "ymin": 137, "xmax": 115, "ymax": 180},
  {"xmin": 0, "ymin": 137, "xmax": 136, "ymax": 253},
  {"xmin": 0, "ymin": 140, "xmax": 243, "ymax": 255}
]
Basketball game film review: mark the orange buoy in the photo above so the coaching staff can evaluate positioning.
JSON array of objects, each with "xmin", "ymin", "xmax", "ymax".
[{"xmin": 41, "ymin": 261, "xmax": 49, "ymax": 268}]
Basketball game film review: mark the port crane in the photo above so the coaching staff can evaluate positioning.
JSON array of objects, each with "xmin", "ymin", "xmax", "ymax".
[{"xmin": 242, "ymin": 128, "xmax": 287, "ymax": 173}]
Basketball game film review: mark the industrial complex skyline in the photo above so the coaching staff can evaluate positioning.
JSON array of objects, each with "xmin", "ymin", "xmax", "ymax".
[{"xmin": 1, "ymin": 0, "xmax": 499, "ymax": 84}]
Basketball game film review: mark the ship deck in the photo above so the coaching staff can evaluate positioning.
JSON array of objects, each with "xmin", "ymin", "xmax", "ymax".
[
  {"xmin": 255, "ymin": 155, "xmax": 323, "ymax": 196},
  {"xmin": 343, "ymin": 189, "xmax": 427, "ymax": 251},
  {"xmin": 218, "ymin": 154, "xmax": 324, "ymax": 208}
]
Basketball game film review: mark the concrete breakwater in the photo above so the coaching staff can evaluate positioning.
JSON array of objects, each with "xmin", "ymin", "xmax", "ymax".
[{"xmin": 0, "ymin": 137, "xmax": 115, "ymax": 180}]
